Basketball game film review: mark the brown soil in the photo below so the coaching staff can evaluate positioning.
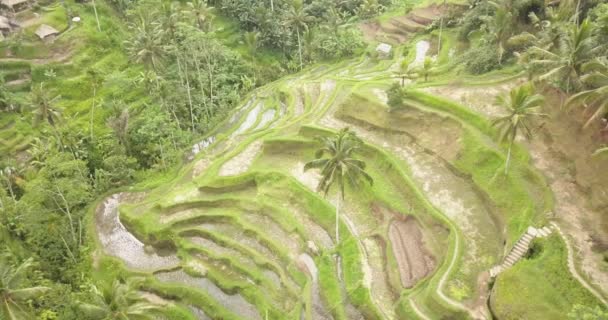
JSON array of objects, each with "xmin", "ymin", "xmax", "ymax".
[
  {"xmin": 388, "ymin": 217, "xmax": 435, "ymax": 288},
  {"xmin": 526, "ymin": 86, "xmax": 608, "ymax": 294}
]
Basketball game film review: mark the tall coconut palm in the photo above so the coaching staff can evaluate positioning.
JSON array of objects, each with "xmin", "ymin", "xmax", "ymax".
[
  {"xmin": 484, "ymin": 2, "xmax": 513, "ymax": 64},
  {"xmin": 285, "ymin": 0, "xmax": 314, "ymax": 70},
  {"xmin": 79, "ymin": 280, "xmax": 159, "ymax": 320},
  {"xmin": 304, "ymin": 128, "xmax": 373, "ymax": 243},
  {"xmin": 0, "ymin": 166, "xmax": 21, "ymax": 202},
  {"xmin": 493, "ymin": 84, "xmax": 546, "ymax": 173},
  {"xmin": 420, "ymin": 57, "xmax": 434, "ymax": 82},
  {"xmin": 529, "ymin": 19, "xmax": 597, "ymax": 93},
  {"xmin": 125, "ymin": 14, "xmax": 165, "ymax": 71},
  {"xmin": 0, "ymin": 258, "xmax": 50, "ymax": 320},
  {"xmin": 187, "ymin": 0, "xmax": 214, "ymax": 31},
  {"xmin": 566, "ymin": 58, "xmax": 608, "ymax": 128},
  {"xmin": 244, "ymin": 31, "xmax": 260, "ymax": 57},
  {"xmin": 31, "ymin": 83, "xmax": 62, "ymax": 128}
]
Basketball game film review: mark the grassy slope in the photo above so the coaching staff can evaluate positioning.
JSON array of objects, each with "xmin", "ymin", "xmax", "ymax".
[{"xmin": 491, "ymin": 235, "xmax": 604, "ymax": 319}]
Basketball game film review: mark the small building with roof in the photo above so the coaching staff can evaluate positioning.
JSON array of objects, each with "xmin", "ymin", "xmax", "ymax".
[
  {"xmin": 1, "ymin": 0, "xmax": 29, "ymax": 12},
  {"xmin": 35, "ymin": 24, "xmax": 59, "ymax": 41},
  {"xmin": 376, "ymin": 43, "xmax": 392, "ymax": 59}
]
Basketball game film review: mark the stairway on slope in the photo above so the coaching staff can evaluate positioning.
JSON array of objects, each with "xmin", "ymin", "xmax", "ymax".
[{"xmin": 489, "ymin": 226, "xmax": 554, "ymax": 278}]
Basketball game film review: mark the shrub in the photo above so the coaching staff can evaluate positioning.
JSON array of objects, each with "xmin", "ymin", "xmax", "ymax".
[
  {"xmin": 386, "ymin": 82, "xmax": 410, "ymax": 110},
  {"xmin": 463, "ymin": 43, "xmax": 500, "ymax": 74}
]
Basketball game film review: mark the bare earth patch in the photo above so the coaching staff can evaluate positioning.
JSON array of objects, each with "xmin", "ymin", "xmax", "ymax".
[
  {"xmin": 219, "ymin": 141, "xmax": 263, "ymax": 176},
  {"xmin": 388, "ymin": 218, "xmax": 435, "ymax": 288}
]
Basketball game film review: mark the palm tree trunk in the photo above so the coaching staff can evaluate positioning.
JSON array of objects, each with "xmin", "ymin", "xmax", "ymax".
[
  {"xmin": 504, "ymin": 140, "xmax": 513, "ymax": 174},
  {"xmin": 92, "ymin": 0, "xmax": 102, "ymax": 32},
  {"xmin": 4, "ymin": 177, "xmax": 16, "ymax": 203},
  {"xmin": 336, "ymin": 196, "xmax": 340, "ymax": 244},
  {"xmin": 297, "ymin": 27, "xmax": 303, "ymax": 70},
  {"xmin": 178, "ymin": 55, "xmax": 195, "ymax": 132},
  {"xmin": 89, "ymin": 86, "xmax": 96, "ymax": 141}
]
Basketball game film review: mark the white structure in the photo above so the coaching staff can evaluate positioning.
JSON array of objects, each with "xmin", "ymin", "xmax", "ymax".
[
  {"xmin": 1, "ymin": 0, "xmax": 28, "ymax": 11},
  {"xmin": 376, "ymin": 43, "xmax": 392, "ymax": 58},
  {"xmin": 35, "ymin": 24, "xmax": 59, "ymax": 40}
]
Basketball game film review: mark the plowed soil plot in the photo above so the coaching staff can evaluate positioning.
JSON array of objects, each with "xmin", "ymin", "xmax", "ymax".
[{"xmin": 388, "ymin": 218, "xmax": 435, "ymax": 288}]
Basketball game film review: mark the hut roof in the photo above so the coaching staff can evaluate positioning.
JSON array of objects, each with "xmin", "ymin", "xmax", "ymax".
[
  {"xmin": 35, "ymin": 24, "xmax": 59, "ymax": 39},
  {"xmin": 376, "ymin": 43, "xmax": 392, "ymax": 55},
  {"xmin": 1, "ymin": 0, "xmax": 27, "ymax": 8}
]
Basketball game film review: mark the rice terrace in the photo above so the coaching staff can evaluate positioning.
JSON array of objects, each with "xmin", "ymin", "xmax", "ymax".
[{"xmin": 0, "ymin": 0, "xmax": 607, "ymax": 319}]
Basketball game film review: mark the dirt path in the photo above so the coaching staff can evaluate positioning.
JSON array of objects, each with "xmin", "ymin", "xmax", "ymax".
[
  {"xmin": 0, "ymin": 49, "xmax": 73, "ymax": 65},
  {"xmin": 551, "ymin": 222, "xmax": 608, "ymax": 305},
  {"xmin": 527, "ymin": 134, "xmax": 608, "ymax": 298}
]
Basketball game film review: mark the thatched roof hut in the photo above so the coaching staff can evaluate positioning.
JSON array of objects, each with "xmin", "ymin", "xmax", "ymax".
[
  {"xmin": 1, "ymin": 0, "xmax": 28, "ymax": 10},
  {"xmin": 35, "ymin": 24, "xmax": 59, "ymax": 40}
]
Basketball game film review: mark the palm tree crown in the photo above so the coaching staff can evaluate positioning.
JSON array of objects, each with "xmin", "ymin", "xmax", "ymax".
[
  {"xmin": 566, "ymin": 58, "xmax": 608, "ymax": 128},
  {"xmin": 285, "ymin": 0, "xmax": 314, "ymax": 70},
  {"xmin": 304, "ymin": 127, "xmax": 373, "ymax": 199},
  {"xmin": 1, "ymin": 258, "xmax": 50, "ymax": 320},
  {"xmin": 79, "ymin": 279, "xmax": 159, "ymax": 320},
  {"xmin": 304, "ymin": 127, "xmax": 372, "ymax": 243},
  {"xmin": 493, "ymin": 83, "xmax": 546, "ymax": 173},
  {"xmin": 31, "ymin": 83, "xmax": 62, "ymax": 127},
  {"xmin": 529, "ymin": 19, "xmax": 598, "ymax": 93}
]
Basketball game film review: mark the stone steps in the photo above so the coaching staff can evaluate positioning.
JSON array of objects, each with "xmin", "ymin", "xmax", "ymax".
[{"xmin": 489, "ymin": 225, "xmax": 555, "ymax": 278}]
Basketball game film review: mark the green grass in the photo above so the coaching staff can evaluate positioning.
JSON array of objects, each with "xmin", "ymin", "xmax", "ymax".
[{"xmin": 491, "ymin": 235, "xmax": 605, "ymax": 319}]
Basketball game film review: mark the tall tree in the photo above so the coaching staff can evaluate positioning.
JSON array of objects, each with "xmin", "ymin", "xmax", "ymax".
[
  {"xmin": 566, "ymin": 58, "xmax": 608, "ymax": 128},
  {"xmin": 492, "ymin": 84, "xmax": 546, "ymax": 173},
  {"xmin": 304, "ymin": 128, "xmax": 373, "ymax": 243},
  {"xmin": 244, "ymin": 31, "xmax": 260, "ymax": 57},
  {"xmin": 285, "ymin": 0, "xmax": 314, "ymax": 70},
  {"xmin": 0, "ymin": 258, "xmax": 50, "ymax": 320},
  {"xmin": 187, "ymin": 0, "xmax": 213, "ymax": 31},
  {"xmin": 31, "ymin": 83, "xmax": 62, "ymax": 128},
  {"xmin": 483, "ymin": 1, "xmax": 514, "ymax": 64},
  {"xmin": 79, "ymin": 280, "xmax": 159, "ymax": 320},
  {"xmin": 529, "ymin": 19, "xmax": 597, "ymax": 93},
  {"xmin": 125, "ymin": 13, "xmax": 165, "ymax": 71}
]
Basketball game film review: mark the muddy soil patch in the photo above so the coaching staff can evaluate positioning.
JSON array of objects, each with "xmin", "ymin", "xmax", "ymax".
[
  {"xmin": 219, "ymin": 141, "xmax": 263, "ymax": 176},
  {"xmin": 388, "ymin": 218, "xmax": 435, "ymax": 288},
  {"xmin": 95, "ymin": 193, "xmax": 179, "ymax": 271}
]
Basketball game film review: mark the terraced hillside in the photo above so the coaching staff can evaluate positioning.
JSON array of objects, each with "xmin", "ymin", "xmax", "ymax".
[{"xmin": 92, "ymin": 32, "xmax": 607, "ymax": 320}]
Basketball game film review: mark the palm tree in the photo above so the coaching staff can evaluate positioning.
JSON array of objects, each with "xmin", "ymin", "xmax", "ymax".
[
  {"xmin": 31, "ymin": 83, "xmax": 62, "ymax": 127},
  {"xmin": 0, "ymin": 258, "xmax": 50, "ymax": 320},
  {"xmin": 285, "ymin": 0, "xmax": 314, "ymax": 70},
  {"xmin": 79, "ymin": 280, "xmax": 160, "ymax": 320},
  {"xmin": 107, "ymin": 105, "xmax": 130, "ymax": 153},
  {"xmin": 483, "ymin": 2, "xmax": 514, "ymax": 64},
  {"xmin": 244, "ymin": 31, "xmax": 260, "ymax": 57},
  {"xmin": 0, "ymin": 166, "xmax": 20, "ymax": 202},
  {"xmin": 159, "ymin": 1, "xmax": 181, "ymax": 40},
  {"xmin": 304, "ymin": 128, "xmax": 373, "ymax": 243},
  {"xmin": 125, "ymin": 14, "xmax": 165, "ymax": 71},
  {"xmin": 187, "ymin": 0, "xmax": 213, "ymax": 31},
  {"xmin": 420, "ymin": 57, "xmax": 433, "ymax": 82},
  {"xmin": 566, "ymin": 58, "xmax": 608, "ymax": 128},
  {"xmin": 529, "ymin": 19, "xmax": 597, "ymax": 93},
  {"xmin": 493, "ymin": 84, "xmax": 546, "ymax": 173}
]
